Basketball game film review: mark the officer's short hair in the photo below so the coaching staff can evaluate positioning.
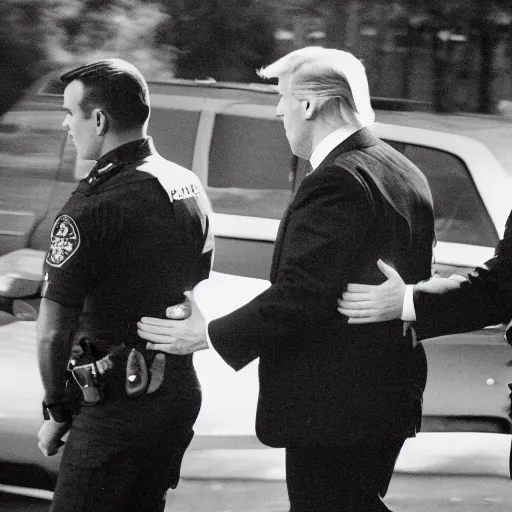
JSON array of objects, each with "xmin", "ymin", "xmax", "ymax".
[
  {"xmin": 258, "ymin": 46, "xmax": 374, "ymax": 128},
  {"xmin": 60, "ymin": 59, "xmax": 150, "ymax": 130}
]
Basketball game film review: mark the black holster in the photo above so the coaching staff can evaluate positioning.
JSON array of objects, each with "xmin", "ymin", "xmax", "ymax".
[
  {"xmin": 69, "ymin": 343, "xmax": 128, "ymax": 404},
  {"xmin": 68, "ymin": 341, "xmax": 166, "ymax": 403}
]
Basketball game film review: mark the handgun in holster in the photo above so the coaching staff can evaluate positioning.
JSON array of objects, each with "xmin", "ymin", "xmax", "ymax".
[
  {"xmin": 70, "ymin": 361, "xmax": 104, "ymax": 403},
  {"xmin": 68, "ymin": 343, "xmax": 127, "ymax": 404}
]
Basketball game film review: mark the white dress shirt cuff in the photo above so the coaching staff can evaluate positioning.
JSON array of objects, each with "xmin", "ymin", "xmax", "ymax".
[{"xmin": 401, "ymin": 284, "xmax": 417, "ymax": 321}]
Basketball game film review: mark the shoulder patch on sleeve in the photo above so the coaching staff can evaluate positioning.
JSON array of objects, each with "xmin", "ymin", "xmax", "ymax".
[{"xmin": 46, "ymin": 215, "xmax": 81, "ymax": 267}]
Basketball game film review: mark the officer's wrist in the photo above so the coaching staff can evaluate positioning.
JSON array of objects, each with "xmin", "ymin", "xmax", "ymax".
[{"xmin": 42, "ymin": 401, "xmax": 73, "ymax": 424}]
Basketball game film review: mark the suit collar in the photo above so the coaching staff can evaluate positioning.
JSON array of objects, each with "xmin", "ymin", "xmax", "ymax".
[
  {"xmin": 314, "ymin": 127, "xmax": 379, "ymax": 172},
  {"xmin": 310, "ymin": 125, "xmax": 362, "ymax": 171}
]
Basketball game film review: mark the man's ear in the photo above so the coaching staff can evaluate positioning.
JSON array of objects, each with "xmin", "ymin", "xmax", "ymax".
[
  {"xmin": 304, "ymin": 99, "xmax": 318, "ymax": 120},
  {"xmin": 95, "ymin": 110, "xmax": 108, "ymax": 136}
]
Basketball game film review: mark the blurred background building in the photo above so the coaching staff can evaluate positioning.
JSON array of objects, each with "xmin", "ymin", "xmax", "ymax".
[{"xmin": 2, "ymin": 0, "xmax": 512, "ymax": 116}]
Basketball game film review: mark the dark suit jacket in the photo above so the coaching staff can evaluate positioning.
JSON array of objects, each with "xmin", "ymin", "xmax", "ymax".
[
  {"xmin": 209, "ymin": 128, "xmax": 435, "ymax": 447},
  {"xmin": 414, "ymin": 209, "xmax": 512, "ymax": 340}
]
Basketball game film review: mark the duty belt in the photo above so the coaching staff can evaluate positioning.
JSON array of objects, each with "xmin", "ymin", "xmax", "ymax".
[{"xmin": 68, "ymin": 343, "xmax": 191, "ymax": 404}]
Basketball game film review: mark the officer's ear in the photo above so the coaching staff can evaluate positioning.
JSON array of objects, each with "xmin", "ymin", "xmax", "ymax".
[{"xmin": 95, "ymin": 110, "xmax": 108, "ymax": 136}]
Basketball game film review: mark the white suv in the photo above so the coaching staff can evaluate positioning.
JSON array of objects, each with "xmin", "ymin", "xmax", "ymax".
[{"xmin": 0, "ymin": 76, "xmax": 511, "ymax": 490}]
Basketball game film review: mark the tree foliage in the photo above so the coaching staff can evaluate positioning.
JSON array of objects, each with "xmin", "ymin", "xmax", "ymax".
[
  {"xmin": 44, "ymin": 0, "xmax": 175, "ymax": 80},
  {"xmin": 0, "ymin": 0, "xmax": 174, "ymax": 115},
  {"xmin": 0, "ymin": 0, "xmax": 277, "ymax": 115},
  {"xmin": 320, "ymin": 0, "xmax": 512, "ymax": 113},
  {"xmin": 0, "ymin": 0, "xmax": 50, "ymax": 115},
  {"xmin": 156, "ymin": 0, "xmax": 276, "ymax": 82},
  {"xmin": 2, "ymin": 0, "xmax": 512, "ymax": 115}
]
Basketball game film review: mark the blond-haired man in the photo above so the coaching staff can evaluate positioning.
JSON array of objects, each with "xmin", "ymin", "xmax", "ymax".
[{"xmin": 139, "ymin": 47, "xmax": 435, "ymax": 511}]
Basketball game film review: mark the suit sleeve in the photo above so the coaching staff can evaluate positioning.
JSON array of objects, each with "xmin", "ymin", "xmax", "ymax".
[
  {"xmin": 208, "ymin": 168, "xmax": 373, "ymax": 370},
  {"xmin": 414, "ymin": 213, "xmax": 512, "ymax": 339}
]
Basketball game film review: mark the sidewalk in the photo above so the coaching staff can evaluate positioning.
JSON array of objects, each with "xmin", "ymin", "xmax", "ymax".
[
  {"xmin": 173, "ymin": 432, "xmax": 512, "ymax": 511},
  {"xmin": 182, "ymin": 432, "xmax": 512, "ymax": 480},
  {"xmin": 165, "ymin": 474, "xmax": 512, "ymax": 512},
  {"xmin": 2, "ymin": 433, "xmax": 511, "ymax": 512},
  {"xmin": 2, "ymin": 475, "xmax": 512, "ymax": 512}
]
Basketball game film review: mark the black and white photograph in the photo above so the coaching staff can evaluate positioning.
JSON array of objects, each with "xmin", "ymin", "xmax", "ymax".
[{"xmin": 1, "ymin": 1, "xmax": 512, "ymax": 510}]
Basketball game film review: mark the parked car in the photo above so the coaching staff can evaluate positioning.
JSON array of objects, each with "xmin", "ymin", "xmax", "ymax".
[{"xmin": 0, "ymin": 72, "xmax": 511, "ymax": 490}]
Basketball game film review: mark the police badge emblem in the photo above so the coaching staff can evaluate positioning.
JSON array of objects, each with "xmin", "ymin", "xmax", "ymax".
[{"xmin": 46, "ymin": 215, "xmax": 81, "ymax": 267}]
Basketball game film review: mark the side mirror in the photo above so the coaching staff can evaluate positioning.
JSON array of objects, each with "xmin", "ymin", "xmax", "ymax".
[
  {"xmin": 0, "ymin": 249, "xmax": 46, "ymax": 321},
  {"xmin": 0, "ymin": 296, "xmax": 41, "ymax": 320}
]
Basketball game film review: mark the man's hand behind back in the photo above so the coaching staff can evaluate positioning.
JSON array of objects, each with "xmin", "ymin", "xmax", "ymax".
[
  {"xmin": 338, "ymin": 259, "xmax": 467, "ymax": 324},
  {"xmin": 337, "ymin": 260, "xmax": 405, "ymax": 323},
  {"xmin": 138, "ymin": 291, "xmax": 209, "ymax": 354}
]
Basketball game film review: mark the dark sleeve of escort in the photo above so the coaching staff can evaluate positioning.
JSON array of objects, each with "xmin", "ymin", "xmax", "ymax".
[
  {"xmin": 413, "ymin": 210, "xmax": 512, "ymax": 340},
  {"xmin": 208, "ymin": 167, "xmax": 373, "ymax": 371}
]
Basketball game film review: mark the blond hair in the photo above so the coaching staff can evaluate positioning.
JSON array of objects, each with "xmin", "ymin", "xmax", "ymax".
[{"xmin": 258, "ymin": 47, "xmax": 374, "ymax": 127}]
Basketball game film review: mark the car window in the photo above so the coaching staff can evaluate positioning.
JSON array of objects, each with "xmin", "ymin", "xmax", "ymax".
[
  {"xmin": 382, "ymin": 139, "xmax": 498, "ymax": 247},
  {"xmin": 207, "ymin": 114, "xmax": 293, "ymax": 219},
  {"xmin": 403, "ymin": 144, "xmax": 498, "ymax": 247},
  {"xmin": 58, "ymin": 106, "xmax": 201, "ymax": 182},
  {"xmin": 149, "ymin": 108, "xmax": 200, "ymax": 169},
  {"xmin": 383, "ymin": 139, "xmax": 405, "ymax": 153}
]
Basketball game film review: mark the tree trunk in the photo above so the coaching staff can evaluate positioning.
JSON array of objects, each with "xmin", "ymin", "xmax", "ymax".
[
  {"xmin": 402, "ymin": 24, "xmax": 415, "ymax": 99},
  {"xmin": 374, "ymin": 3, "xmax": 389, "ymax": 98},
  {"xmin": 432, "ymin": 31, "xmax": 448, "ymax": 112},
  {"xmin": 477, "ymin": 27, "xmax": 496, "ymax": 114},
  {"xmin": 325, "ymin": 0, "xmax": 359, "ymax": 50}
]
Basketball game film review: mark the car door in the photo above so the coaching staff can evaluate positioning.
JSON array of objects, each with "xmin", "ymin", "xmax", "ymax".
[{"xmin": 377, "ymin": 125, "xmax": 512, "ymax": 433}]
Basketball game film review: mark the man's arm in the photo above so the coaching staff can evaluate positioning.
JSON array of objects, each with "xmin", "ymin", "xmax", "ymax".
[
  {"xmin": 36, "ymin": 298, "xmax": 80, "ymax": 456},
  {"xmin": 338, "ymin": 261, "xmax": 509, "ymax": 340},
  {"xmin": 337, "ymin": 260, "xmax": 464, "ymax": 323},
  {"xmin": 414, "ymin": 211, "xmax": 512, "ymax": 338},
  {"xmin": 140, "ymin": 169, "xmax": 374, "ymax": 370},
  {"xmin": 412, "ymin": 264, "xmax": 508, "ymax": 339},
  {"xmin": 37, "ymin": 298, "xmax": 80, "ymax": 404},
  {"xmin": 36, "ymin": 207, "xmax": 106, "ymax": 455},
  {"xmin": 340, "ymin": 211, "xmax": 512, "ymax": 337}
]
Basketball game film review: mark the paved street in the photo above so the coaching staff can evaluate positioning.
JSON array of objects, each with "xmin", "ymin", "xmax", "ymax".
[
  {"xmin": 168, "ymin": 475, "xmax": 512, "ymax": 512},
  {"xmin": 2, "ymin": 474, "xmax": 512, "ymax": 512},
  {"xmin": 2, "ymin": 310, "xmax": 512, "ymax": 511}
]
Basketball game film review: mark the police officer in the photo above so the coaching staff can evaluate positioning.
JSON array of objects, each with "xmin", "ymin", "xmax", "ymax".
[{"xmin": 36, "ymin": 59, "xmax": 213, "ymax": 512}]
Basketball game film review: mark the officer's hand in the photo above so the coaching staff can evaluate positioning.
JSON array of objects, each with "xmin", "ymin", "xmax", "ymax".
[
  {"xmin": 37, "ymin": 419, "xmax": 70, "ymax": 457},
  {"xmin": 138, "ymin": 291, "xmax": 209, "ymax": 355},
  {"xmin": 337, "ymin": 260, "xmax": 406, "ymax": 323}
]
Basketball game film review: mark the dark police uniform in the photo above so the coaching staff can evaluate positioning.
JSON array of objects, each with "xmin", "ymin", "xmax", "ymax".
[{"xmin": 42, "ymin": 137, "xmax": 213, "ymax": 512}]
